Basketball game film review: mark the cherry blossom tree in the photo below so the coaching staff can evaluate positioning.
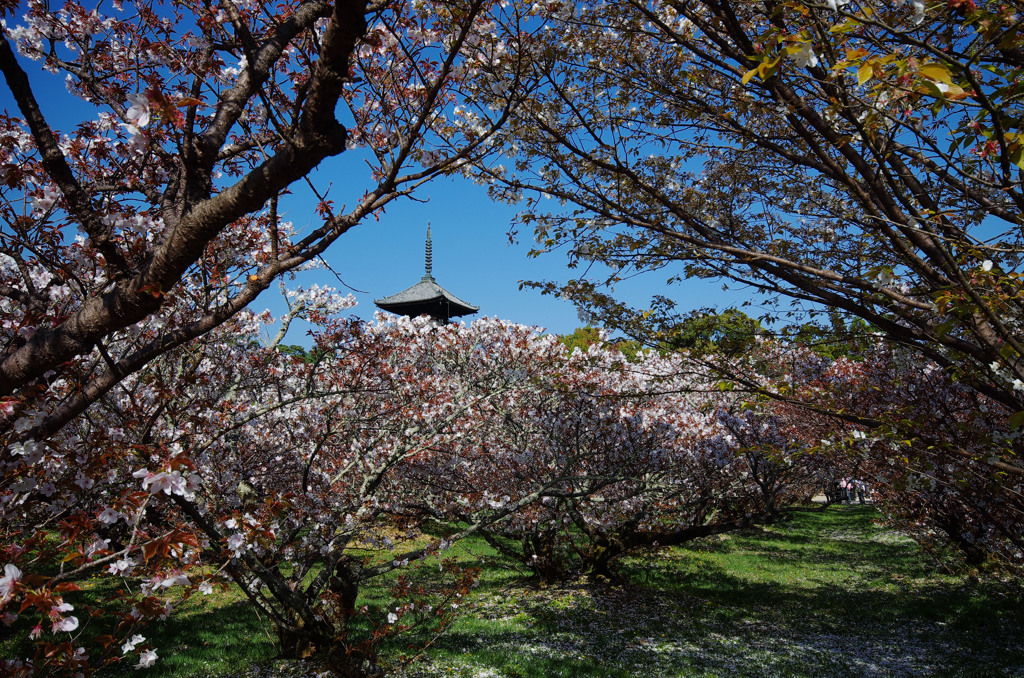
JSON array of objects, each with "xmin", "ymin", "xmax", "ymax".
[
  {"xmin": 815, "ymin": 347, "xmax": 1024, "ymax": 568},
  {"xmin": 715, "ymin": 335, "xmax": 1024, "ymax": 569},
  {"xmin": 416, "ymin": 342, "xmax": 819, "ymax": 582},
  {"xmin": 11, "ymin": 298, "xmax": 732, "ymax": 674},
  {"xmin": 471, "ymin": 0, "xmax": 1024, "ymax": 479},
  {"xmin": 0, "ymin": 0, "xmax": 533, "ymax": 439},
  {"xmin": 716, "ymin": 401, "xmax": 827, "ymax": 516},
  {"xmin": 0, "ymin": 1, "xmax": 538, "ymax": 669},
  {"xmin": 0, "ymin": 285, "xmax": 867, "ymax": 675}
]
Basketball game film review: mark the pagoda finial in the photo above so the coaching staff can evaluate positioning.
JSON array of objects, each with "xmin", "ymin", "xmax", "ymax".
[
  {"xmin": 375, "ymin": 220, "xmax": 479, "ymax": 322},
  {"xmin": 423, "ymin": 223, "xmax": 434, "ymax": 281}
]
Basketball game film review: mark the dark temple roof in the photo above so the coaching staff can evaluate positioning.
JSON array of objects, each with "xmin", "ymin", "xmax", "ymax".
[{"xmin": 373, "ymin": 226, "xmax": 479, "ymax": 323}]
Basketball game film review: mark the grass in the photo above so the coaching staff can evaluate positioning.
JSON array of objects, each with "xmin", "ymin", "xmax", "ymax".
[
  {"xmin": 134, "ymin": 593, "xmax": 278, "ymax": 677},
  {"xmin": 387, "ymin": 506, "xmax": 1024, "ymax": 678},
  {"xmin": 13, "ymin": 505, "xmax": 1023, "ymax": 677}
]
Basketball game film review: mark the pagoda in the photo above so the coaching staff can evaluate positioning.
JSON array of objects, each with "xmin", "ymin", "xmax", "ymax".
[{"xmin": 374, "ymin": 226, "xmax": 479, "ymax": 323}]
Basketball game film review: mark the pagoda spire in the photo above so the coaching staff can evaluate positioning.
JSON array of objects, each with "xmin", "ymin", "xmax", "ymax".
[
  {"xmin": 423, "ymin": 223, "xmax": 434, "ymax": 281},
  {"xmin": 374, "ymin": 223, "xmax": 479, "ymax": 323}
]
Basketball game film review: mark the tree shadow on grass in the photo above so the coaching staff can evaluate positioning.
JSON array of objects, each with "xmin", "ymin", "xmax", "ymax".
[
  {"xmin": 112, "ymin": 599, "xmax": 278, "ymax": 677},
  {"xmin": 416, "ymin": 505, "xmax": 1024, "ymax": 678},
  {"xmin": 607, "ymin": 517, "xmax": 1024, "ymax": 676},
  {"xmin": 409, "ymin": 572, "xmax": 1023, "ymax": 677},
  {"xmin": 682, "ymin": 507, "xmax": 939, "ymax": 577},
  {"xmin": 4, "ymin": 579, "xmax": 278, "ymax": 678},
  {"xmin": 515, "ymin": 564, "xmax": 1020, "ymax": 676},
  {"xmin": 404, "ymin": 506, "xmax": 1024, "ymax": 676},
  {"xmin": 102, "ymin": 505, "xmax": 1022, "ymax": 678}
]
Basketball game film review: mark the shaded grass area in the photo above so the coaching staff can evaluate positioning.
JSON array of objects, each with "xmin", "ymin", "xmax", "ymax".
[
  {"xmin": 138, "ymin": 595, "xmax": 278, "ymax": 677},
  {"xmin": 0, "ymin": 571, "xmax": 279, "ymax": 677},
  {"xmin": 391, "ymin": 506, "xmax": 1024, "ymax": 678},
  {"xmin": 11, "ymin": 506, "xmax": 1020, "ymax": 677}
]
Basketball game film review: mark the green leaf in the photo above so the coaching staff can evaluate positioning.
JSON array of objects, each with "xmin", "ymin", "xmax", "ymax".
[
  {"xmin": 1008, "ymin": 410, "xmax": 1024, "ymax": 429},
  {"xmin": 948, "ymin": 134, "xmax": 963, "ymax": 155},
  {"xmin": 1009, "ymin": 143, "xmax": 1024, "ymax": 170},
  {"xmin": 920, "ymin": 80, "xmax": 947, "ymax": 99}
]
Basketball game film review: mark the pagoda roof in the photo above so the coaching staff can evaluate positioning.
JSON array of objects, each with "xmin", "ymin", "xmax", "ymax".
[
  {"xmin": 374, "ymin": 275, "xmax": 479, "ymax": 319},
  {"xmin": 373, "ymin": 226, "xmax": 479, "ymax": 323}
]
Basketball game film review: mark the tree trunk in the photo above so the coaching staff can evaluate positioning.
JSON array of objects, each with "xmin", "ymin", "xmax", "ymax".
[{"xmin": 276, "ymin": 556, "xmax": 381, "ymax": 677}]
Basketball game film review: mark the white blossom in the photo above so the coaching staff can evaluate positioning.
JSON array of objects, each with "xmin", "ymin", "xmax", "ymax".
[
  {"xmin": 136, "ymin": 649, "xmax": 157, "ymax": 669},
  {"xmin": 792, "ymin": 44, "xmax": 819, "ymax": 69},
  {"xmin": 53, "ymin": 616, "xmax": 79, "ymax": 632},
  {"xmin": 122, "ymin": 634, "xmax": 145, "ymax": 654},
  {"xmin": 0, "ymin": 564, "xmax": 22, "ymax": 598}
]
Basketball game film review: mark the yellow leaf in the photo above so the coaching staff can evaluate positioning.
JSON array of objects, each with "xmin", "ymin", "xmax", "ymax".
[
  {"xmin": 918, "ymin": 80, "xmax": 947, "ymax": 98},
  {"xmin": 741, "ymin": 67, "xmax": 759, "ymax": 85},
  {"xmin": 919, "ymin": 62, "xmax": 953, "ymax": 84},
  {"xmin": 857, "ymin": 63, "xmax": 873, "ymax": 85},
  {"xmin": 830, "ymin": 18, "xmax": 860, "ymax": 34},
  {"xmin": 944, "ymin": 84, "xmax": 967, "ymax": 100}
]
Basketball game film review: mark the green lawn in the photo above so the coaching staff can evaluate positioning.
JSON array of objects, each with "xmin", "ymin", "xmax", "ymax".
[
  {"xmin": 43, "ymin": 505, "xmax": 1024, "ymax": 677},
  {"xmin": 386, "ymin": 506, "xmax": 1024, "ymax": 678}
]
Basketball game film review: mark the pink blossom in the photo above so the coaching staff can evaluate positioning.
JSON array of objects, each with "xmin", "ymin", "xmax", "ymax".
[
  {"xmin": 0, "ymin": 564, "xmax": 22, "ymax": 598},
  {"xmin": 108, "ymin": 558, "xmax": 134, "ymax": 575},
  {"xmin": 133, "ymin": 468, "xmax": 188, "ymax": 495},
  {"xmin": 125, "ymin": 92, "xmax": 151, "ymax": 128},
  {"xmin": 226, "ymin": 533, "xmax": 245, "ymax": 557}
]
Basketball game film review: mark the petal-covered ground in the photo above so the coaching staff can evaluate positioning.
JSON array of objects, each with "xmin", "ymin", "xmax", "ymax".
[
  {"xmin": 389, "ymin": 506, "xmax": 1024, "ymax": 678},
  {"xmin": 136, "ymin": 505, "xmax": 1023, "ymax": 678}
]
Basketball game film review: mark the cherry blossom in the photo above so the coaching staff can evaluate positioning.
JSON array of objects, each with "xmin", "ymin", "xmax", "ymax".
[
  {"xmin": 136, "ymin": 650, "xmax": 157, "ymax": 669},
  {"xmin": 0, "ymin": 563, "xmax": 21, "ymax": 600},
  {"xmin": 123, "ymin": 92, "xmax": 150, "ymax": 133},
  {"xmin": 121, "ymin": 634, "xmax": 145, "ymax": 654}
]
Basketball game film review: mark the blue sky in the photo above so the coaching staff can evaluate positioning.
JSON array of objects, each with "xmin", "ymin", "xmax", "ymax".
[{"xmin": 276, "ymin": 164, "xmax": 756, "ymax": 342}]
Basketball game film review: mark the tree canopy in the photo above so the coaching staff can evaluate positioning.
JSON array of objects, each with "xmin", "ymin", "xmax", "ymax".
[
  {"xmin": 476, "ymin": 0, "xmax": 1024, "ymax": 443},
  {"xmin": 3, "ymin": 1, "xmax": 1024, "ymax": 674},
  {"xmin": 664, "ymin": 308, "xmax": 763, "ymax": 357},
  {"xmin": 0, "ymin": 0, "xmax": 532, "ymax": 438}
]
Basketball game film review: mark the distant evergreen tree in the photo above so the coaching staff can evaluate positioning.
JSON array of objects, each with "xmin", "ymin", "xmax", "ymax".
[
  {"xmin": 558, "ymin": 326, "xmax": 643, "ymax": 361},
  {"xmin": 665, "ymin": 309, "xmax": 763, "ymax": 358}
]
